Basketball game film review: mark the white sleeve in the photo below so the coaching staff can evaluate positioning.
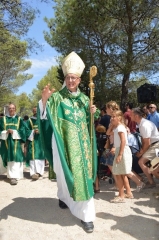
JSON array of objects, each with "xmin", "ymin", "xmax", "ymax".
[
  {"xmin": 28, "ymin": 130, "xmax": 34, "ymax": 141},
  {"xmin": 12, "ymin": 130, "xmax": 21, "ymax": 139},
  {"xmin": 0, "ymin": 130, "xmax": 8, "ymax": 140},
  {"xmin": 140, "ymin": 122, "xmax": 151, "ymax": 138},
  {"xmin": 117, "ymin": 124, "xmax": 125, "ymax": 133},
  {"xmin": 39, "ymin": 100, "xmax": 47, "ymax": 120}
]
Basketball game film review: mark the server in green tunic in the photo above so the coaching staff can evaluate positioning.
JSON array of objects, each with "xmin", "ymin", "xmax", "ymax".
[
  {"xmin": 0, "ymin": 104, "xmax": 26, "ymax": 185},
  {"xmin": 25, "ymin": 107, "xmax": 45, "ymax": 180},
  {"xmin": 38, "ymin": 52, "xmax": 98, "ymax": 233}
]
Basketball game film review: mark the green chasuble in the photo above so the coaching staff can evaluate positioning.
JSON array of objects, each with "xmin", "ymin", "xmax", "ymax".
[
  {"xmin": 0, "ymin": 115, "xmax": 26, "ymax": 167},
  {"xmin": 25, "ymin": 117, "xmax": 45, "ymax": 164},
  {"xmin": 38, "ymin": 87, "xmax": 99, "ymax": 201}
]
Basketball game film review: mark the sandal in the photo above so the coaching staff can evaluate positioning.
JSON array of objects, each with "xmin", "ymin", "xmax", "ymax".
[
  {"xmin": 116, "ymin": 193, "xmax": 134, "ymax": 199},
  {"xmin": 124, "ymin": 193, "xmax": 134, "ymax": 199},
  {"xmin": 110, "ymin": 197, "xmax": 125, "ymax": 203}
]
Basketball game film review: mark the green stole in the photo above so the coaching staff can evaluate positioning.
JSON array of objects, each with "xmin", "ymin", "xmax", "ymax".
[
  {"xmin": 0, "ymin": 115, "xmax": 26, "ymax": 167},
  {"xmin": 25, "ymin": 117, "xmax": 45, "ymax": 163}
]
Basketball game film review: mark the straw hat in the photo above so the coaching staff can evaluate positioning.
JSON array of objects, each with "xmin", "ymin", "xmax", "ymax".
[{"xmin": 150, "ymin": 157, "xmax": 159, "ymax": 172}]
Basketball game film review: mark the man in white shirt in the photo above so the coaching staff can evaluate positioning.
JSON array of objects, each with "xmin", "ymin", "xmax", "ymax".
[{"xmin": 131, "ymin": 107, "xmax": 159, "ymax": 188}]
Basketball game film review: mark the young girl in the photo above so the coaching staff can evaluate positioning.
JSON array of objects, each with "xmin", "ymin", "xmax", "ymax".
[
  {"xmin": 105, "ymin": 101, "xmax": 120, "ymax": 173},
  {"xmin": 106, "ymin": 101, "xmax": 145, "ymax": 194},
  {"xmin": 109, "ymin": 110, "xmax": 133, "ymax": 203}
]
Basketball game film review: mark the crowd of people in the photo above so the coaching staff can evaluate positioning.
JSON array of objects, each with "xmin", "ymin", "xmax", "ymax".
[
  {"xmin": 0, "ymin": 51, "xmax": 159, "ymax": 233},
  {"xmin": 0, "ymin": 105, "xmax": 45, "ymax": 185},
  {"xmin": 95, "ymin": 102, "xmax": 159, "ymax": 202}
]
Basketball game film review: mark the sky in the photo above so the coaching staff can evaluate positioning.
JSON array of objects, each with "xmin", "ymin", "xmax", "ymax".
[{"xmin": 18, "ymin": 0, "xmax": 59, "ymax": 95}]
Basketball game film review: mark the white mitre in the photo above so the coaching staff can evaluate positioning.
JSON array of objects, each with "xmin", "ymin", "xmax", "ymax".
[{"xmin": 62, "ymin": 51, "xmax": 85, "ymax": 77}]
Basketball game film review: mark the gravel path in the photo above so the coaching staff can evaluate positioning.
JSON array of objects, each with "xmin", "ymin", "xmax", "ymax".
[{"xmin": 0, "ymin": 166, "xmax": 159, "ymax": 240}]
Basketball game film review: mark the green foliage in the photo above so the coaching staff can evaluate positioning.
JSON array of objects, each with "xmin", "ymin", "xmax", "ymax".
[
  {"xmin": 44, "ymin": 0, "xmax": 159, "ymax": 106},
  {"xmin": 0, "ymin": 0, "xmax": 36, "ymax": 36},
  {"xmin": 0, "ymin": 92, "xmax": 33, "ymax": 117},
  {"xmin": 0, "ymin": 90, "xmax": 16, "ymax": 113},
  {"xmin": 16, "ymin": 93, "xmax": 32, "ymax": 117},
  {"xmin": 0, "ymin": 1, "xmax": 44, "ymax": 53},
  {"xmin": 0, "ymin": 0, "xmax": 55, "ymax": 113},
  {"xmin": 0, "ymin": 26, "xmax": 33, "ymax": 92}
]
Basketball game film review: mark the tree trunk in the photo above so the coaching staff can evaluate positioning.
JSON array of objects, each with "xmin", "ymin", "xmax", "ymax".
[{"xmin": 120, "ymin": 73, "xmax": 130, "ymax": 110}]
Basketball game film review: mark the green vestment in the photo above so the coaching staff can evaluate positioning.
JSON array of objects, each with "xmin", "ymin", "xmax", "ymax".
[
  {"xmin": 25, "ymin": 117, "xmax": 45, "ymax": 165},
  {"xmin": 0, "ymin": 115, "xmax": 26, "ymax": 167},
  {"xmin": 39, "ymin": 87, "xmax": 99, "ymax": 201}
]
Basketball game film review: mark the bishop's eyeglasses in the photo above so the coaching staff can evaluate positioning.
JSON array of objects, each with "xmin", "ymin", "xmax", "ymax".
[{"xmin": 65, "ymin": 76, "xmax": 79, "ymax": 81}]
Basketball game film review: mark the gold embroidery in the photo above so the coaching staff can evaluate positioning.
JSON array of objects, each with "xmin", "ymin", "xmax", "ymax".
[
  {"xmin": 81, "ymin": 122, "xmax": 85, "ymax": 130},
  {"xmin": 60, "ymin": 118, "xmax": 91, "ymax": 200},
  {"xmin": 3, "ymin": 116, "xmax": 6, "ymax": 130},
  {"xmin": 14, "ymin": 117, "xmax": 20, "ymax": 155},
  {"xmin": 29, "ymin": 118, "xmax": 35, "ymax": 159},
  {"xmin": 74, "ymin": 102, "xmax": 78, "ymax": 107},
  {"xmin": 3, "ymin": 117, "xmax": 8, "ymax": 149},
  {"xmin": 82, "ymin": 135, "xmax": 87, "ymax": 141},
  {"xmin": 29, "ymin": 118, "xmax": 33, "ymax": 129},
  {"xmin": 5, "ymin": 123, "xmax": 19, "ymax": 126},
  {"xmin": 65, "ymin": 109, "xmax": 70, "ymax": 115},
  {"xmin": 14, "ymin": 139, "xmax": 17, "ymax": 155},
  {"xmin": 49, "ymin": 88, "xmax": 95, "ymax": 201},
  {"xmin": 3, "ymin": 116, "xmax": 21, "ymax": 152},
  {"xmin": 17, "ymin": 117, "xmax": 20, "ymax": 128},
  {"xmin": 32, "ymin": 140, "xmax": 34, "ymax": 159}
]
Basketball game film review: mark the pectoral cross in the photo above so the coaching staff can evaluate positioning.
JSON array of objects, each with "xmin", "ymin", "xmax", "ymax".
[{"xmin": 73, "ymin": 111, "xmax": 78, "ymax": 120}]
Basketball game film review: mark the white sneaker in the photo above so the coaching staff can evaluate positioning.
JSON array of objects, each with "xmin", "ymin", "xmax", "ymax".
[{"xmin": 135, "ymin": 182, "xmax": 145, "ymax": 192}]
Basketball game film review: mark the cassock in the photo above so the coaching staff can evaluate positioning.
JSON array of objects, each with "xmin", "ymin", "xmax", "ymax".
[
  {"xmin": 38, "ymin": 86, "xmax": 98, "ymax": 221},
  {"xmin": 25, "ymin": 117, "xmax": 45, "ymax": 176},
  {"xmin": 0, "ymin": 115, "xmax": 26, "ymax": 179}
]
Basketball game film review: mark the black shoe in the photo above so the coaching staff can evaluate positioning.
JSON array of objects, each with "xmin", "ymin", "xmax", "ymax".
[
  {"xmin": 81, "ymin": 220, "xmax": 94, "ymax": 233},
  {"xmin": 10, "ymin": 178, "xmax": 18, "ymax": 185},
  {"xmin": 59, "ymin": 199, "xmax": 68, "ymax": 209}
]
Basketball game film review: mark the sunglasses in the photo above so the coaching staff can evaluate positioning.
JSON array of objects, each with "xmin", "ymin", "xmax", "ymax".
[{"xmin": 149, "ymin": 107, "xmax": 155, "ymax": 109}]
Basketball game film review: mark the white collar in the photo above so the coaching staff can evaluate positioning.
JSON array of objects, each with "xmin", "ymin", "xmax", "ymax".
[{"xmin": 6, "ymin": 114, "xmax": 16, "ymax": 118}]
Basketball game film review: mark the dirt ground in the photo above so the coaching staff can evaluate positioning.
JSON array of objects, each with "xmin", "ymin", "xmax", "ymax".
[{"xmin": 0, "ymin": 166, "xmax": 159, "ymax": 240}]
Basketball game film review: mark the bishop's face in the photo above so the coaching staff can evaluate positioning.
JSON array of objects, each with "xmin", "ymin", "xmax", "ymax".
[{"xmin": 65, "ymin": 73, "xmax": 81, "ymax": 92}]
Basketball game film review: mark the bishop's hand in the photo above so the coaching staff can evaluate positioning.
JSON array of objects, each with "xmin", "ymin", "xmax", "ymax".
[
  {"xmin": 90, "ymin": 104, "xmax": 96, "ymax": 114},
  {"xmin": 42, "ymin": 84, "xmax": 55, "ymax": 108}
]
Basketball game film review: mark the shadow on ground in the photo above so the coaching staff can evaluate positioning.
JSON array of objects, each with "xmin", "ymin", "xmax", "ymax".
[
  {"xmin": 1, "ymin": 197, "xmax": 79, "ymax": 227},
  {"xmin": 94, "ymin": 179, "xmax": 159, "ymax": 239},
  {"xmin": 96, "ymin": 210, "xmax": 159, "ymax": 240}
]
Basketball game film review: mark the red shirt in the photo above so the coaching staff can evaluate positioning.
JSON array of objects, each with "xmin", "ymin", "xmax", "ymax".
[{"xmin": 124, "ymin": 109, "xmax": 136, "ymax": 133}]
